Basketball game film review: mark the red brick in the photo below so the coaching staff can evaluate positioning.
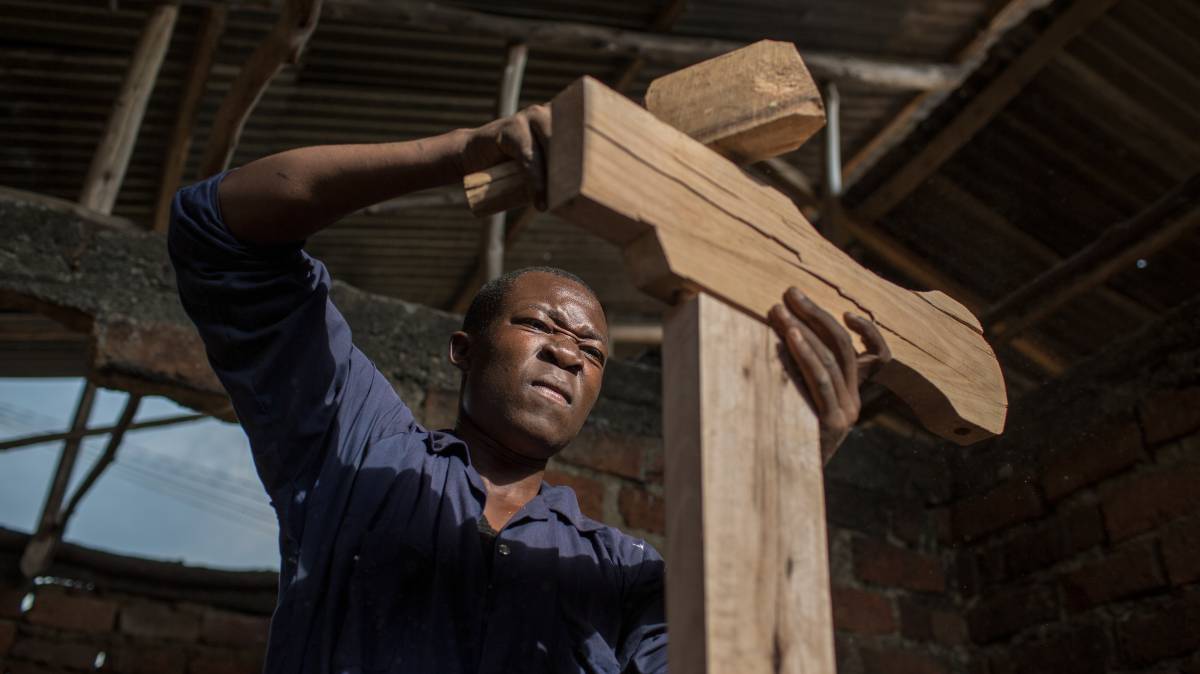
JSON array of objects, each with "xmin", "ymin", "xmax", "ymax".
[
  {"xmin": 187, "ymin": 651, "xmax": 264, "ymax": 674},
  {"xmin": 618, "ymin": 487, "xmax": 664, "ymax": 535},
  {"xmin": 930, "ymin": 609, "xmax": 968, "ymax": 645},
  {"xmin": 892, "ymin": 502, "xmax": 928, "ymax": 546},
  {"xmin": 200, "ymin": 609, "xmax": 269, "ymax": 647},
  {"xmin": 24, "ymin": 588, "xmax": 117, "ymax": 634},
  {"xmin": 966, "ymin": 584, "xmax": 1058, "ymax": 644},
  {"xmin": 119, "ymin": 600, "xmax": 201, "ymax": 642},
  {"xmin": 644, "ymin": 444, "xmax": 664, "ymax": 485},
  {"xmin": 831, "ymin": 585, "xmax": 895, "ymax": 635},
  {"xmin": 543, "ymin": 468, "xmax": 606, "ymax": 522},
  {"xmin": 972, "ymin": 546, "xmax": 1006, "ymax": 590},
  {"xmin": 0, "ymin": 618, "xmax": 14, "ymax": 655},
  {"xmin": 853, "ymin": 538, "xmax": 945, "ymax": 593},
  {"xmin": 897, "ymin": 599, "xmax": 967, "ymax": 645},
  {"xmin": 861, "ymin": 647, "xmax": 947, "ymax": 674},
  {"xmin": 1041, "ymin": 419, "xmax": 1144, "ymax": 502},
  {"xmin": 1003, "ymin": 506, "xmax": 1105, "ymax": 579},
  {"xmin": 112, "ymin": 645, "xmax": 188, "ymax": 674},
  {"xmin": 1116, "ymin": 592, "xmax": 1200, "ymax": 666},
  {"xmin": 988, "ymin": 624, "xmax": 1108, "ymax": 674},
  {"xmin": 826, "ymin": 482, "xmax": 890, "ymax": 536},
  {"xmin": 954, "ymin": 549, "xmax": 983, "ymax": 597},
  {"xmin": 1102, "ymin": 463, "xmax": 1200, "ymax": 541},
  {"xmin": 0, "ymin": 588, "xmax": 24, "ymax": 619},
  {"xmin": 1139, "ymin": 387, "xmax": 1200, "ymax": 446},
  {"xmin": 558, "ymin": 432, "xmax": 651, "ymax": 480},
  {"xmin": 1062, "ymin": 542, "xmax": 1166, "ymax": 611},
  {"xmin": 898, "ymin": 599, "xmax": 933, "ymax": 641},
  {"xmin": 10, "ymin": 637, "xmax": 102, "ymax": 670},
  {"xmin": 952, "ymin": 480, "xmax": 1044, "ymax": 542},
  {"xmin": 1163, "ymin": 519, "xmax": 1200, "ymax": 585}
]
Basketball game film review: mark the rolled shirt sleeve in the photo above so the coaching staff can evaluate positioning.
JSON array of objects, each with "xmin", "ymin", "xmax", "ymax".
[{"xmin": 167, "ymin": 171, "xmax": 409, "ymax": 545}]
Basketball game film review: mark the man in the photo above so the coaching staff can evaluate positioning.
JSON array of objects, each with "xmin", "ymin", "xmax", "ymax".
[{"xmin": 170, "ymin": 105, "xmax": 889, "ymax": 673}]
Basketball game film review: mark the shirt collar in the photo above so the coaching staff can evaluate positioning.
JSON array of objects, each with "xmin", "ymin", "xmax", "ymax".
[
  {"xmin": 432, "ymin": 429, "xmax": 605, "ymax": 533},
  {"xmin": 538, "ymin": 483, "xmax": 606, "ymax": 533}
]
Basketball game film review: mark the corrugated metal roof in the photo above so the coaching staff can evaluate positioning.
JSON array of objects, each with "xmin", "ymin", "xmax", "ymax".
[{"xmin": 3, "ymin": 0, "xmax": 1196, "ymax": 395}]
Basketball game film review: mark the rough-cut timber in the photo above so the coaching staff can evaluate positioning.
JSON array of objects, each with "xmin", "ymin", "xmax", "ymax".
[
  {"xmin": 465, "ymin": 40, "xmax": 827, "ymax": 217},
  {"xmin": 79, "ymin": 2, "xmax": 179, "ymax": 215},
  {"xmin": 645, "ymin": 41, "xmax": 825, "ymax": 164},
  {"xmin": 0, "ymin": 185, "xmax": 658, "ymax": 438},
  {"xmin": 198, "ymin": 0, "xmax": 322, "ymax": 178},
  {"xmin": 152, "ymin": 5, "xmax": 228, "ymax": 232},
  {"xmin": 548, "ymin": 77, "xmax": 1007, "ymax": 444},
  {"xmin": 664, "ymin": 292, "xmax": 834, "ymax": 674}
]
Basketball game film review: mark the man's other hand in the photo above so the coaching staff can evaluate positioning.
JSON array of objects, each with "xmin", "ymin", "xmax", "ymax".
[
  {"xmin": 458, "ymin": 104, "xmax": 552, "ymax": 210},
  {"xmin": 768, "ymin": 287, "xmax": 892, "ymax": 464}
]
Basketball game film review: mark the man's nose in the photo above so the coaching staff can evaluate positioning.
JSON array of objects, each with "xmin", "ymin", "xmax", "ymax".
[{"xmin": 542, "ymin": 335, "xmax": 583, "ymax": 371}]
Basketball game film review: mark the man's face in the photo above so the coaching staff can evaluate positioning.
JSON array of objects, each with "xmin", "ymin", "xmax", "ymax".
[{"xmin": 454, "ymin": 272, "xmax": 609, "ymax": 460}]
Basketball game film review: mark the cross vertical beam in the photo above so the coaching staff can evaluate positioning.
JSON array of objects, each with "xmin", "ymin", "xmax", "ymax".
[{"xmin": 664, "ymin": 293, "xmax": 833, "ymax": 673}]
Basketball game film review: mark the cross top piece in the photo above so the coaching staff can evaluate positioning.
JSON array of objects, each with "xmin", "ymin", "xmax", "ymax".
[{"xmin": 466, "ymin": 41, "xmax": 1008, "ymax": 445}]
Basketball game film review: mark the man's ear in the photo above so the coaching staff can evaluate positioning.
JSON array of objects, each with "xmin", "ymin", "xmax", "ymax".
[{"xmin": 448, "ymin": 331, "xmax": 471, "ymax": 372}]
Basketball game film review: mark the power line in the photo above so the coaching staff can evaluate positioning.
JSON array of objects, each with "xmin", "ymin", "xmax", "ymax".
[{"xmin": 78, "ymin": 446, "xmax": 275, "ymax": 527}]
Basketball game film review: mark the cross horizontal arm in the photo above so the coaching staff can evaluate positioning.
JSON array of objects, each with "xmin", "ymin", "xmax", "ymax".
[{"xmin": 545, "ymin": 76, "xmax": 1007, "ymax": 444}]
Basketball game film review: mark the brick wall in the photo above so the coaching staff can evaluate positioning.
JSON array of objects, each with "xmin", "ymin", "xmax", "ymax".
[
  {"xmin": 946, "ymin": 297, "xmax": 1200, "ymax": 674},
  {"xmin": 0, "ymin": 581, "xmax": 271, "ymax": 674},
  {"xmin": 949, "ymin": 384, "xmax": 1200, "ymax": 674}
]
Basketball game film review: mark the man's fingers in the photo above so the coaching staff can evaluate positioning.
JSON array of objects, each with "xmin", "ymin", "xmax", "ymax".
[
  {"xmin": 783, "ymin": 288, "xmax": 858, "ymax": 392},
  {"xmin": 769, "ymin": 304, "xmax": 849, "ymax": 421},
  {"xmin": 845, "ymin": 312, "xmax": 892, "ymax": 385}
]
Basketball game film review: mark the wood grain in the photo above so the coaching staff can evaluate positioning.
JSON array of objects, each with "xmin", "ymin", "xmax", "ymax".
[
  {"xmin": 644, "ymin": 41, "xmax": 824, "ymax": 164},
  {"xmin": 664, "ymin": 292, "xmax": 834, "ymax": 673},
  {"xmin": 548, "ymin": 76, "xmax": 1007, "ymax": 444},
  {"xmin": 464, "ymin": 40, "xmax": 826, "ymax": 217}
]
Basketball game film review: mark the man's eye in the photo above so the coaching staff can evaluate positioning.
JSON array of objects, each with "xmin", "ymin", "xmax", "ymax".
[
  {"xmin": 583, "ymin": 347, "xmax": 605, "ymax": 363},
  {"xmin": 523, "ymin": 318, "xmax": 551, "ymax": 332}
]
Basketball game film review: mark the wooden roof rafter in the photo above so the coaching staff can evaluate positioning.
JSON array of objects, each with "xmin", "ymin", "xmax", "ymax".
[{"xmin": 199, "ymin": 0, "xmax": 974, "ymax": 91}]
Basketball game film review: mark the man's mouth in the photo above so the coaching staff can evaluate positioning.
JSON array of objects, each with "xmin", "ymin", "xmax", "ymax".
[{"xmin": 531, "ymin": 380, "xmax": 572, "ymax": 406}]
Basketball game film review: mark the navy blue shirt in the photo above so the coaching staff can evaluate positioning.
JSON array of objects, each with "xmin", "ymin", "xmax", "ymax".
[{"xmin": 168, "ymin": 173, "xmax": 668, "ymax": 674}]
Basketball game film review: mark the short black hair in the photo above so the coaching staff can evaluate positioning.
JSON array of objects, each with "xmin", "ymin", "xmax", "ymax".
[{"xmin": 461, "ymin": 266, "xmax": 600, "ymax": 335}]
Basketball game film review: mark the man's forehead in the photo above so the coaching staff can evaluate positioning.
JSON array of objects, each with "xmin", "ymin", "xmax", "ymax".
[{"xmin": 506, "ymin": 272, "xmax": 607, "ymax": 330}]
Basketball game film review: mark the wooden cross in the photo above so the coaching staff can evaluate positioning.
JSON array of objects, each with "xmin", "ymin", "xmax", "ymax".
[{"xmin": 465, "ymin": 41, "xmax": 1007, "ymax": 674}]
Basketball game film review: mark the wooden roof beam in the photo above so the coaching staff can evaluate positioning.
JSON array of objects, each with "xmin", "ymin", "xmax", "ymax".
[
  {"xmin": 198, "ymin": 0, "xmax": 322, "ymax": 178},
  {"xmin": 928, "ymin": 175, "xmax": 1156, "ymax": 324},
  {"xmin": 853, "ymin": 0, "xmax": 1121, "ymax": 223},
  {"xmin": 612, "ymin": 0, "xmax": 688, "ymax": 93},
  {"xmin": 316, "ymin": 0, "xmax": 966, "ymax": 91},
  {"xmin": 984, "ymin": 173, "xmax": 1200, "ymax": 345},
  {"xmin": 153, "ymin": 5, "xmax": 227, "ymax": 232},
  {"xmin": 842, "ymin": 0, "xmax": 1054, "ymax": 188},
  {"xmin": 80, "ymin": 2, "xmax": 179, "ymax": 214}
]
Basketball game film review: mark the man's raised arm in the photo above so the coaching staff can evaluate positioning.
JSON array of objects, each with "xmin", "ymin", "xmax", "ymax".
[
  {"xmin": 166, "ymin": 107, "xmax": 550, "ymax": 543},
  {"xmin": 217, "ymin": 105, "xmax": 551, "ymax": 244}
]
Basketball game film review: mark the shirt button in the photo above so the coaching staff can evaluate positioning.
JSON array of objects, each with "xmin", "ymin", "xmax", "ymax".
[{"xmin": 497, "ymin": 543, "xmax": 511, "ymax": 556}]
